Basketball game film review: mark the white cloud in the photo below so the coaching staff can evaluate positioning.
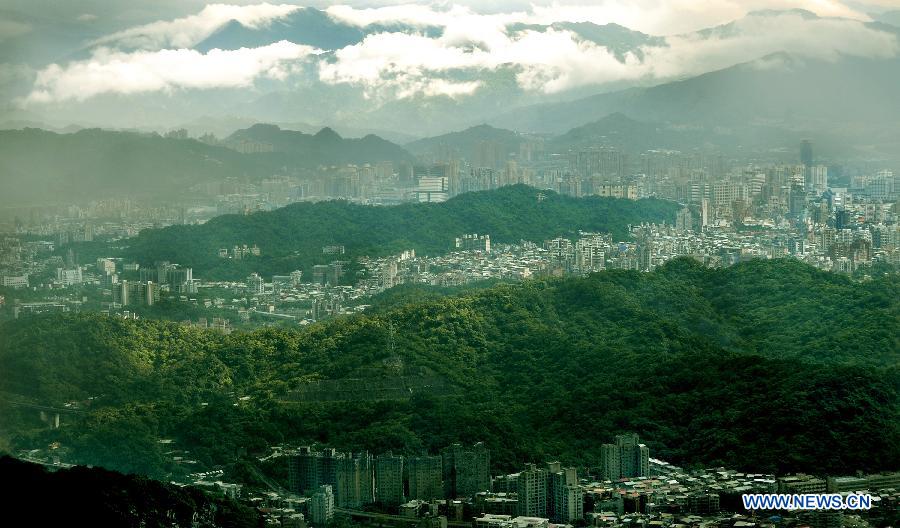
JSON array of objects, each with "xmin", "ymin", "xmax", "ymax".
[
  {"xmin": 24, "ymin": 41, "xmax": 319, "ymax": 104},
  {"xmin": 641, "ymin": 13, "xmax": 899, "ymax": 79},
  {"xmin": 91, "ymin": 3, "xmax": 303, "ymax": 50},
  {"xmin": 77, "ymin": 14, "xmax": 99, "ymax": 23},
  {"xmin": 317, "ymin": 9, "xmax": 899, "ymax": 98},
  {"xmin": 17, "ymin": 1, "xmax": 900, "ymax": 104}
]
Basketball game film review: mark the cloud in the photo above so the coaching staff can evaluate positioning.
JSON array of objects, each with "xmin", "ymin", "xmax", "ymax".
[
  {"xmin": 76, "ymin": 14, "xmax": 99, "ymax": 22},
  {"xmin": 91, "ymin": 3, "xmax": 303, "ymax": 50},
  {"xmin": 17, "ymin": 1, "xmax": 900, "ymax": 104},
  {"xmin": 318, "ymin": 9, "xmax": 899, "ymax": 98},
  {"xmin": 325, "ymin": 0, "xmax": 875, "ymax": 35},
  {"xmin": 641, "ymin": 12, "xmax": 899, "ymax": 79},
  {"xmin": 24, "ymin": 41, "xmax": 319, "ymax": 104}
]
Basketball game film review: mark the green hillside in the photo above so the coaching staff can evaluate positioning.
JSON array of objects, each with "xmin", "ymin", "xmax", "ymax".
[
  {"xmin": 0, "ymin": 456, "xmax": 258, "ymax": 527},
  {"xmin": 0, "ymin": 259, "xmax": 896, "ymax": 481},
  {"xmin": 122, "ymin": 185, "xmax": 679, "ymax": 280}
]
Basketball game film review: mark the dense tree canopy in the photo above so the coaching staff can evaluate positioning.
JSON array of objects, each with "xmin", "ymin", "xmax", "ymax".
[
  {"xmin": 0, "ymin": 259, "xmax": 896, "ymax": 481},
  {"xmin": 122, "ymin": 185, "xmax": 678, "ymax": 280}
]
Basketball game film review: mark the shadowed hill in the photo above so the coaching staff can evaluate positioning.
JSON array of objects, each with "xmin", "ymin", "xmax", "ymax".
[{"xmin": 0, "ymin": 456, "xmax": 258, "ymax": 527}]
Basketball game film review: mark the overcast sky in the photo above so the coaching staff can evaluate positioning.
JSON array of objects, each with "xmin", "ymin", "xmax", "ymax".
[{"xmin": 2, "ymin": 0, "xmax": 899, "ymax": 120}]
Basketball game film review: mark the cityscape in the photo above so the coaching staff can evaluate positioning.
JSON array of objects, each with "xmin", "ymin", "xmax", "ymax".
[
  {"xmin": 0, "ymin": 1, "xmax": 898, "ymax": 528},
  {"xmin": 0, "ymin": 137, "xmax": 897, "ymax": 328}
]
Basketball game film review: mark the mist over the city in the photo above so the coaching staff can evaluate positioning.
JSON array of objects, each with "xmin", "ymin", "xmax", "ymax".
[{"xmin": 0, "ymin": 1, "xmax": 897, "ymax": 527}]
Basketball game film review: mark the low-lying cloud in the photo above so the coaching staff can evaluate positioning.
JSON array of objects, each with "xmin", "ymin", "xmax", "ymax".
[
  {"xmin": 319, "ymin": 10, "xmax": 899, "ymax": 97},
  {"xmin": 18, "ymin": 1, "xmax": 900, "ymax": 104},
  {"xmin": 25, "ymin": 41, "xmax": 319, "ymax": 104}
]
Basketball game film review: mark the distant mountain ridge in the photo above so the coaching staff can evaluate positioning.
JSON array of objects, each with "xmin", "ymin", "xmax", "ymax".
[
  {"xmin": 486, "ymin": 51, "xmax": 900, "ymax": 159},
  {"xmin": 0, "ymin": 128, "xmax": 272, "ymax": 206},
  {"xmin": 226, "ymin": 123, "xmax": 415, "ymax": 166},
  {"xmin": 490, "ymin": 51, "xmax": 900, "ymax": 131},
  {"xmin": 0, "ymin": 125, "xmax": 414, "ymax": 206},
  {"xmin": 404, "ymin": 124, "xmax": 526, "ymax": 160}
]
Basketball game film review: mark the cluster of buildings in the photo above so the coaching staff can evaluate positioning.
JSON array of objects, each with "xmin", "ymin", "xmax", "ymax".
[
  {"xmin": 4, "ymin": 209, "xmax": 895, "ymax": 325},
  {"xmin": 232, "ymin": 434, "xmax": 900, "ymax": 528},
  {"xmin": 1, "ymin": 136, "xmax": 897, "ymax": 326},
  {"xmin": 275, "ymin": 437, "xmax": 642, "ymax": 527},
  {"xmin": 285, "ymin": 443, "xmax": 490, "ymax": 511}
]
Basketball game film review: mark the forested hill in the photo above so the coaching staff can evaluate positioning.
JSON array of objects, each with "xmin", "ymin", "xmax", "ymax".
[
  {"xmin": 1, "ymin": 259, "xmax": 897, "ymax": 480},
  {"xmin": 0, "ymin": 456, "xmax": 258, "ymax": 527},
  {"xmin": 123, "ymin": 185, "xmax": 678, "ymax": 280}
]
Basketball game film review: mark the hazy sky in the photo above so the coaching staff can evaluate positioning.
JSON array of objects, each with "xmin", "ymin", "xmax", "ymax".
[{"xmin": 1, "ymin": 0, "xmax": 899, "ymax": 124}]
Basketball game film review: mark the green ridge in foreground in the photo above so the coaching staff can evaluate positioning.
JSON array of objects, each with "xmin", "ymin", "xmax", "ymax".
[{"xmin": 0, "ymin": 259, "xmax": 896, "ymax": 479}]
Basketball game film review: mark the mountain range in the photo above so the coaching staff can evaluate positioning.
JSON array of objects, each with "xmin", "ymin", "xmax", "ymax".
[
  {"xmin": 4, "ymin": 7, "xmax": 900, "ymax": 150},
  {"xmin": 225, "ymin": 124, "xmax": 415, "ymax": 166},
  {"xmin": 0, "ymin": 125, "xmax": 415, "ymax": 207}
]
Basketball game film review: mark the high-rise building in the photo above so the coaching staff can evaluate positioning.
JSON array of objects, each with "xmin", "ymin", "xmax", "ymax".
[
  {"xmin": 311, "ymin": 265, "xmax": 329, "ymax": 285},
  {"xmin": 441, "ymin": 442, "xmax": 491, "ymax": 499},
  {"xmin": 309, "ymin": 485, "xmax": 335, "ymax": 526},
  {"xmin": 246, "ymin": 272, "xmax": 265, "ymax": 294},
  {"xmin": 600, "ymin": 434, "xmax": 649, "ymax": 480},
  {"xmin": 415, "ymin": 176, "xmax": 449, "ymax": 203},
  {"xmin": 700, "ymin": 198, "xmax": 709, "ymax": 229},
  {"xmin": 336, "ymin": 452, "xmax": 374, "ymax": 508},
  {"xmin": 870, "ymin": 170, "xmax": 895, "ymax": 201},
  {"xmin": 675, "ymin": 207, "xmax": 693, "ymax": 233},
  {"xmin": 375, "ymin": 454, "xmax": 405, "ymax": 507},
  {"xmin": 455, "ymin": 234, "xmax": 491, "ymax": 252},
  {"xmin": 113, "ymin": 280, "xmax": 156, "ymax": 306},
  {"xmin": 616, "ymin": 433, "xmax": 649, "ymax": 478},
  {"xmin": 96, "ymin": 258, "xmax": 116, "ymax": 276},
  {"xmin": 288, "ymin": 446, "xmax": 321, "ymax": 495},
  {"xmin": 800, "ymin": 140, "xmax": 814, "ymax": 167},
  {"xmin": 599, "ymin": 444, "xmax": 620, "ymax": 481},
  {"xmin": 166, "ymin": 266, "xmax": 194, "ymax": 293},
  {"xmin": 547, "ymin": 463, "xmax": 583, "ymax": 523},
  {"xmin": 56, "ymin": 267, "xmax": 83, "ymax": 286},
  {"xmin": 288, "ymin": 447, "xmax": 334, "ymax": 495},
  {"xmin": 516, "ymin": 464, "xmax": 548, "ymax": 518},
  {"xmin": 407, "ymin": 455, "xmax": 443, "ymax": 501},
  {"xmin": 806, "ymin": 165, "xmax": 828, "ymax": 195}
]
